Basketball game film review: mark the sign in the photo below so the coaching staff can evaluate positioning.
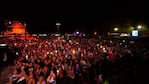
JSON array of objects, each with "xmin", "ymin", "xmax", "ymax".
[{"xmin": 132, "ymin": 30, "xmax": 139, "ymax": 37}]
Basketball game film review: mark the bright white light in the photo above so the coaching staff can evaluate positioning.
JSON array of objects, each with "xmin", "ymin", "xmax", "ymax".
[
  {"xmin": 138, "ymin": 25, "xmax": 142, "ymax": 29},
  {"xmin": 0, "ymin": 44, "xmax": 7, "ymax": 46},
  {"xmin": 76, "ymin": 31, "xmax": 79, "ymax": 34},
  {"xmin": 26, "ymin": 55, "xmax": 28, "ymax": 59},
  {"xmin": 100, "ymin": 45, "xmax": 103, "ymax": 48},
  {"xmin": 120, "ymin": 33, "xmax": 128, "ymax": 37},
  {"xmin": 47, "ymin": 52, "xmax": 49, "ymax": 54},
  {"xmin": 55, "ymin": 34, "xmax": 60, "ymax": 36},
  {"xmin": 55, "ymin": 50, "xmax": 58, "ymax": 53},
  {"xmin": 14, "ymin": 43, "xmax": 17, "ymax": 46},
  {"xmin": 72, "ymin": 50, "xmax": 75, "ymax": 54},
  {"xmin": 16, "ymin": 52, "xmax": 19, "ymax": 55},
  {"xmin": 103, "ymin": 47, "xmax": 105, "ymax": 50},
  {"xmin": 124, "ymin": 34, "xmax": 128, "ymax": 36},
  {"xmin": 56, "ymin": 23, "xmax": 61, "ymax": 26},
  {"xmin": 39, "ymin": 34, "xmax": 47, "ymax": 36},
  {"xmin": 50, "ymin": 52, "xmax": 53, "ymax": 55},
  {"xmin": 9, "ymin": 21, "xmax": 11, "ymax": 24},
  {"xmin": 114, "ymin": 28, "xmax": 119, "ymax": 31}
]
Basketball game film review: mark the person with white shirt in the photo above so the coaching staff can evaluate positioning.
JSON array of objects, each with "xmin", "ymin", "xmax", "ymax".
[
  {"xmin": 16, "ymin": 72, "xmax": 26, "ymax": 84},
  {"xmin": 46, "ymin": 69, "xmax": 56, "ymax": 84}
]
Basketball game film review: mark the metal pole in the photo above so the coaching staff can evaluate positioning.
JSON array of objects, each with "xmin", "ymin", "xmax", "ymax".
[
  {"xmin": 24, "ymin": 23, "xmax": 27, "ymax": 40},
  {"xmin": 57, "ymin": 25, "xmax": 59, "ymax": 33},
  {"xmin": 56, "ymin": 22, "xmax": 61, "ymax": 33}
]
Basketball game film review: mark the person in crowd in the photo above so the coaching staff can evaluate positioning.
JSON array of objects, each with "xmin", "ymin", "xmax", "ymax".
[
  {"xmin": 8, "ymin": 68, "xmax": 19, "ymax": 84},
  {"xmin": 5, "ymin": 36, "xmax": 139, "ymax": 84},
  {"xmin": 16, "ymin": 72, "xmax": 27, "ymax": 84},
  {"xmin": 37, "ymin": 75, "xmax": 46, "ymax": 84},
  {"xmin": 26, "ymin": 71, "xmax": 36, "ymax": 84},
  {"xmin": 56, "ymin": 67, "xmax": 64, "ymax": 84},
  {"xmin": 66, "ymin": 65, "xmax": 75, "ymax": 84},
  {"xmin": 46, "ymin": 69, "xmax": 56, "ymax": 84},
  {"xmin": 74, "ymin": 63, "xmax": 82, "ymax": 84}
]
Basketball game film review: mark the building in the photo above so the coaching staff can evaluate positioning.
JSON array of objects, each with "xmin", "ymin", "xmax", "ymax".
[{"xmin": 3, "ymin": 21, "xmax": 35, "ymax": 40}]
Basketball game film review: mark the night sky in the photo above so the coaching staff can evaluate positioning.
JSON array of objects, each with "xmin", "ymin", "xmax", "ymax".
[{"xmin": 0, "ymin": 1, "xmax": 148, "ymax": 34}]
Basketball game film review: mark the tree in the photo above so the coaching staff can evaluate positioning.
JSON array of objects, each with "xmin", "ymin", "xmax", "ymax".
[{"xmin": 128, "ymin": 26, "xmax": 134, "ymax": 32}]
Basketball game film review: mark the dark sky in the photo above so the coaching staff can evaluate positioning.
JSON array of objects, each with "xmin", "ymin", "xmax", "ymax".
[{"xmin": 0, "ymin": 1, "xmax": 148, "ymax": 34}]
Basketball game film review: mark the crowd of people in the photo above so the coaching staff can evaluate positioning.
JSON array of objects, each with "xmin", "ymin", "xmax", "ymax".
[{"xmin": 6, "ymin": 36, "xmax": 139, "ymax": 84}]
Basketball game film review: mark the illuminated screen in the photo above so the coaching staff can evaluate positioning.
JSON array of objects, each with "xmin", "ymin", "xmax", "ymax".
[
  {"xmin": 132, "ymin": 30, "xmax": 138, "ymax": 37},
  {"xmin": 0, "ymin": 44, "xmax": 7, "ymax": 47}
]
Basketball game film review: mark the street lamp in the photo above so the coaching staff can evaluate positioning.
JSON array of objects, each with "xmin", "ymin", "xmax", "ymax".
[
  {"xmin": 137, "ymin": 25, "xmax": 142, "ymax": 30},
  {"xmin": 56, "ymin": 22, "xmax": 61, "ymax": 33},
  {"xmin": 137, "ymin": 25, "xmax": 143, "ymax": 37},
  {"xmin": 24, "ymin": 23, "xmax": 27, "ymax": 40},
  {"xmin": 114, "ymin": 28, "xmax": 119, "ymax": 31}
]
